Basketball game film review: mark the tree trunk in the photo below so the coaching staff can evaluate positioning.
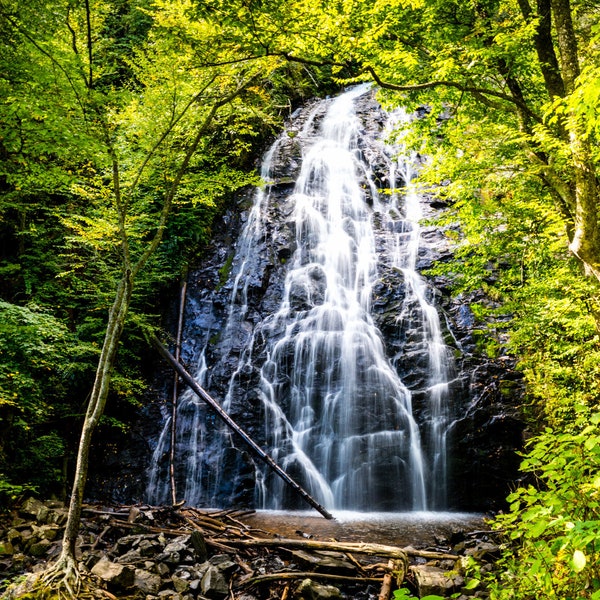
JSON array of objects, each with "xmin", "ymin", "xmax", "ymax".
[
  {"xmin": 57, "ymin": 271, "xmax": 133, "ymax": 563},
  {"xmin": 550, "ymin": 0, "xmax": 600, "ymax": 279}
]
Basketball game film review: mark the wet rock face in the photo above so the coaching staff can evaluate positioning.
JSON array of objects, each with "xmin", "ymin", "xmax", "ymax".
[{"xmin": 95, "ymin": 88, "xmax": 523, "ymax": 513}]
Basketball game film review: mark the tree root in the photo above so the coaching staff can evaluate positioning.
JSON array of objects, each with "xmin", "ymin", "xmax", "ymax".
[
  {"xmin": 40, "ymin": 554, "xmax": 82, "ymax": 598},
  {"xmin": 2, "ymin": 554, "xmax": 98, "ymax": 600}
]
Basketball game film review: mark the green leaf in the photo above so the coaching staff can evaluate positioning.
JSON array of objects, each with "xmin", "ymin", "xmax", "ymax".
[{"xmin": 463, "ymin": 578, "xmax": 480, "ymax": 590}]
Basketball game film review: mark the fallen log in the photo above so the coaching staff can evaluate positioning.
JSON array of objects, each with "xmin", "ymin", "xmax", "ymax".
[
  {"xmin": 150, "ymin": 334, "xmax": 334, "ymax": 521},
  {"xmin": 208, "ymin": 537, "xmax": 457, "ymax": 561}
]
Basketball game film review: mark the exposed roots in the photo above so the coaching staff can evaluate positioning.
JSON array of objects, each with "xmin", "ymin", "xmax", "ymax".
[
  {"xmin": 40, "ymin": 554, "xmax": 82, "ymax": 598},
  {"xmin": 2, "ymin": 554, "xmax": 100, "ymax": 600}
]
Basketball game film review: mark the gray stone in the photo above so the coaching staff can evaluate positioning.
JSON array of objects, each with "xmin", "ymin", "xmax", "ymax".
[
  {"xmin": 161, "ymin": 551, "xmax": 181, "ymax": 564},
  {"xmin": 164, "ymin": 536, "xmax": 190, "ymax": 554},
  {"xmin": 139, "ymin": 538, "xmax": 161, "ymax": 556},
  {"xmin": 295, "ymin": 578, "xmax": 342, "ymax": 600},
  {"xmin": 0, "ymin": 541, "xmax": 14, "ymax": 556},
  {"xmin": 119, "ymin": 549, "xmax": 143, "ymax": 564},
  {"xmin": 134, "ymin": 568, "xmax": 162, "ymax": 594},
  {"xmin": 158, "ymin": 591, "xmax": 181, "ymax": 600},
  {"xmin": 201, "ymin": 565, "xmax": 229, "ymax": 598},
  {"xmin": 464, "ymin": 542, "xmax": 500, "ymax": 560},
  {"xmin": 91, "ymin": 556, "xmax": 135, "ymax": 589},
  {"xmin": 19, "ymin": 498, "xmax": 45, "ymax": 518},
  {"xmin": 209, "ymin": 553, "xmax": 237, "ymax": 574},
  {"xmin": 34, "ymin": 524, "xmax": 60, "ymax": 541},
  {"xmin": 6, "ymin": 529, "xmax": 22, "ymax": 545},
  {"xmin": 36, "ymin": 504, "xmax": 50, "ymax": 524},
  {"xmin": 172, "ymin": 575, "xmax": 190, "ymax": 593},
  {"xmin": 116, "ymin": 534, "xmax": 144, "ymax": 552},
  {"xmin": 410, "ymin": 564, "xmax": 457, "ymax": 598},
  {"xmin": 48, "ymin": 509, "xmax": 68, "ymax": 526},
  {"xmin": 28, "ymin": 539, "xmax": 52, "ymax": 557}
]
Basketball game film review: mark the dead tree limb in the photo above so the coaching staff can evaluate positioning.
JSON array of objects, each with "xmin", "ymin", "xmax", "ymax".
[
  {"xmin": 378, "ymin": 559, "xmax": 396, "ymax": 600},
  {"xmin": 149, "ymin": 334, "xmax": 334, "ymax": 520},
  {"xmin": 209, "ymin": 537, "xmax": 457, "ymax": 561}
]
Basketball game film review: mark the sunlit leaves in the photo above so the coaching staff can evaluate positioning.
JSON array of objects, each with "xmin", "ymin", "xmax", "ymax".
[{"xmin": 491, "ymin": 411, "xmax": 600, "ymax": 599}]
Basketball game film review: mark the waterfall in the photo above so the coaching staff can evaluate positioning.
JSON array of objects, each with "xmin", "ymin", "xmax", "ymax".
[{"xmin": 147, "ymin": 85, "xmax": 456, "ymax": 512}]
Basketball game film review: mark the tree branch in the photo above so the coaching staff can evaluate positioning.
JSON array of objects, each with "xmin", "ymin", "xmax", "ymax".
[
  {"xmin": 132, "ymin": 70, "xmax": 264, "ymax": 277},
  {"xmin": 84, "ymin": 0, "xmax": 93, "ymax": 88},
  {"xmin": 364, "ymin": 66, "xmax": 544, "ymax": 125}
]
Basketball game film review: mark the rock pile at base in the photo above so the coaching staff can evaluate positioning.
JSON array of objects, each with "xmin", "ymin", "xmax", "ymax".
[{"xmin": 0, "ymin": 499, "xmax": 500, "ymax": 599}]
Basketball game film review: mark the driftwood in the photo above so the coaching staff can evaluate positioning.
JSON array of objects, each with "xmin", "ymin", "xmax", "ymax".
[
  {"xmin": 209, "ymin": 537, "xmax": 458, "ymax": 561},
  {"xmin": 378, "ymin": 559, "xmax": 403, "ymax": 600},
  {"xmin": 150, "ymin": 334, "xmax": 334, "ymax": 520}
]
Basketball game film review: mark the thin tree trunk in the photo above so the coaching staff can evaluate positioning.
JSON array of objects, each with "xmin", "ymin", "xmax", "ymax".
[{"xmin": 57, "ymin": 272, "xmax": 133, "ymax": 562}]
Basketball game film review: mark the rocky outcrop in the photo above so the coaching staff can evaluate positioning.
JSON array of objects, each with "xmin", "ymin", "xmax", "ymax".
[{"xmin": 89, "ymin": 87, "xmax": 524, "ymax": 514}]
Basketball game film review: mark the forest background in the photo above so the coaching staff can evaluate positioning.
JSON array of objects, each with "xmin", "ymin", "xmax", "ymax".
[{"xmin": 1, "ymin": 0, "xmax": 599, "ymax": 598}]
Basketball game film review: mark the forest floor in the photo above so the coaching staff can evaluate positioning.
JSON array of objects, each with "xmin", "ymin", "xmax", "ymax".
[{"xmin": 0, "ymin": 498, "xmax": 497, "ymax": 599}]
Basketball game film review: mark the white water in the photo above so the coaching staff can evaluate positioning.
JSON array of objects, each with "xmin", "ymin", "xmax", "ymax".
[
  {"xmin": 383, "ymin": 116, "xmax": 455, "ymax": 508},
  {"xmin": 147, "ymin": 86, "xmax": 454, "ymax": 511}
]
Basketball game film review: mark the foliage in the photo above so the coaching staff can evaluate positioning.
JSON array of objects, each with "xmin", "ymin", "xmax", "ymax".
[
  {"xmin": 393, "ymin": 590, "xmax": 444, "ymax": 600},
  {"xmin": 0, "ymin": 0, "xmax": 329, "ymax": 514},
  {"xmin": 0, "ymin": 301, "xmax": 95, "ymax": 497},
  {"xmin": 489, "ymin": 410, "xmax": 600, "ymax": 599},
  {"xmin": 0, "ymin": 0, "xmax": 599, "ymax": 597}
]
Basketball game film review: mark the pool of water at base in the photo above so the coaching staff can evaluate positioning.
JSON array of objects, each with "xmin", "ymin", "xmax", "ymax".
[{"xmin": 238, "ymin": 510, "xmax": 487, "ymax": 548}]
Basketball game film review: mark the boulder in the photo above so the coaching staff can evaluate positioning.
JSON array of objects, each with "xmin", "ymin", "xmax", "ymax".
[
  {"xmin": 172, "ymin": 574, "xmax": 190, "ymax": 593},
  {"xmin": 91, "ymin": 556, "xmax": 135, "ymax": 589},
  {"xmin": 19, "ymin": 498, "xmax": 45, "ymax": 519},
  {"xmin": 295, "ymin": 578, "xmax": 343, "ymax": 600},
  {"xmin": 27, "ymin": 539, "xmax": 52, "ymax": 557},
  {"xmin": 410, "ymin": 564, "xmax": 457, "ymax": 597},
  {"xmin": 201, "ymin": 565, "xmax": 229, "ymax": 598},
  {"xmin": 0, "ymin": 541, "xmax": 14, "ymax": 556}
]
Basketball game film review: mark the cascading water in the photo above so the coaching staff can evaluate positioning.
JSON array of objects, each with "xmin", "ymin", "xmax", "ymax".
[
  {"xmin": 382, "ymin": 117, "xmax": 455, "ymax": 509},
  {"xmin": 147, "ymin": 85, "xmax": 456, "ymax": 512}
]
